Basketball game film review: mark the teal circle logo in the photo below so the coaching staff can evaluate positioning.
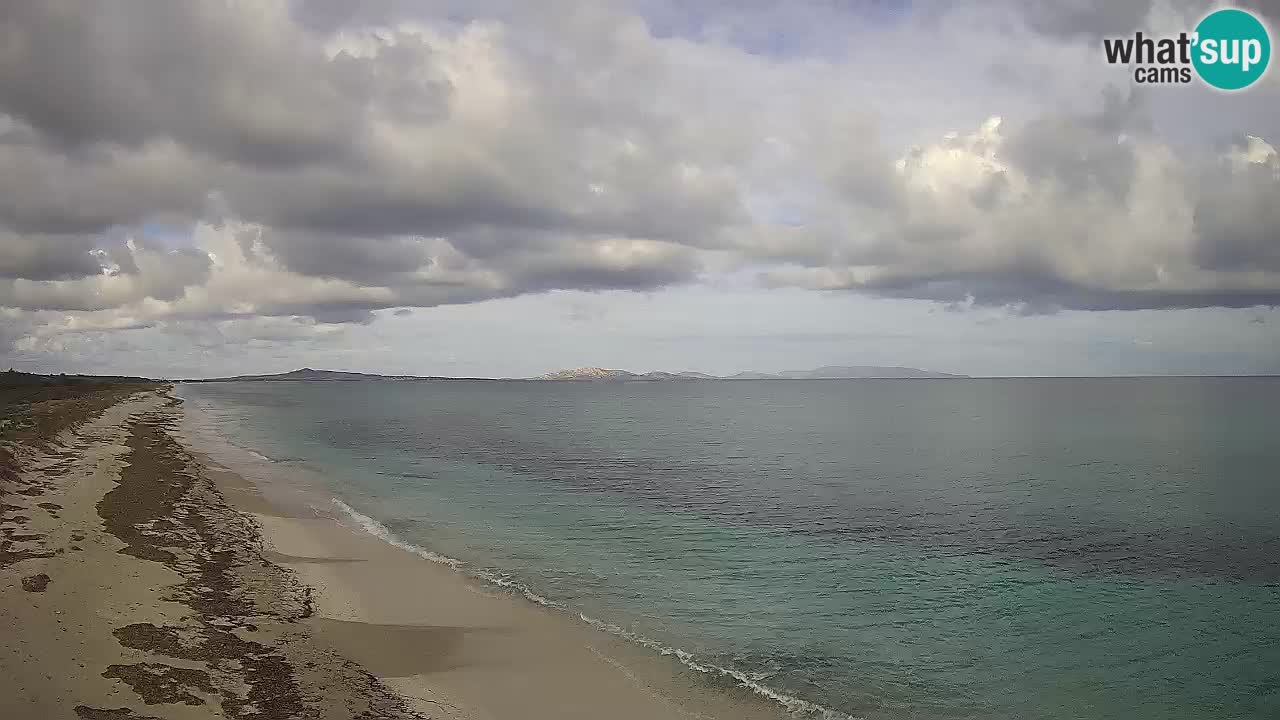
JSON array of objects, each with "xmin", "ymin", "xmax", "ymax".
[{"xmin": 1192, "ymin": 8, "xmax": 1271, "ymax": 90}]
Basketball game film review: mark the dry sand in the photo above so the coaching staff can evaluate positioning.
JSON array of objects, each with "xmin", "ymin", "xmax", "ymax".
[
  {"xmin": 2, "ymin": 387, "xmax": 415, "ymax": 719},
  {"xmin": 2, "ymin": 384, "xmax": 792, "ymax": 719}
]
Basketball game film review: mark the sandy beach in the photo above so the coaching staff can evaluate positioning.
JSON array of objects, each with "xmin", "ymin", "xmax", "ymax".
[
  {"xmin": 2, "ymin": 385, "xmax": 415, "ymax": 719},
  {"xmin": 2, "ymin": 384, "xmax": 790, "ymax": 719}
]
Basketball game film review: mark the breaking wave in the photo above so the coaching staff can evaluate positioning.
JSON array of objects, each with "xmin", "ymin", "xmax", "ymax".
[{"xmin": 327, "ymin": 496, "xmax": 855, "ymax": 720}]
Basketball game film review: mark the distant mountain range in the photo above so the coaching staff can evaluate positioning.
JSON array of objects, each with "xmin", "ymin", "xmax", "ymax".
[
  {"xmin": 186, "ymin": 368, "xmax": 424, "ymax": 382},
  {"xmin": 533, "ymin": 365, "xmax": 965, "ymax": 381},
  {"xmin": 187, "ymin": 365, "xmax": 965, "ymax": 382},
  {"xmin": 535, "ymin": 367, "xmax": 714, "ymax": 381}
]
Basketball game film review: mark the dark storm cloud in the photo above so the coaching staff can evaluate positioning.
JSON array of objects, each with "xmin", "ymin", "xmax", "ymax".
[
  {"xmin": 1193, "ymin": 143, "xmax": 1280, "ymax": 273},
  {"xmin": 1003, "ymin": 89, "xmax": 1147, "ymax": 199},
  {"xmin": 0, "ymin": 232, "xmax": 100, "ymax": 280},
  {"xmin": 1018, "ymin": 0, "xmax": 1159, "ymax": 38},
  {"xmin": 0, "ymin": 134, "xmax": 207, "ymax": 234},
  {"xmin": 0, "ymin": 1, "xmax": 362, "ymax": 168},
  {"xmin": 258, "ymin": 230, "xmax": 436, "ymax": 284},
  {"xmin": 226, "ymin": 168, "xmax": 561, "ymax": 239}
]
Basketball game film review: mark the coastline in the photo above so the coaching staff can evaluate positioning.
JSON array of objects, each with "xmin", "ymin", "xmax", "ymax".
[
  {"xmin": 176, "ymin": 391, "xmax": 802, "ymax": 720},
  {"xmin": 3, "ymin": 384, "xmax": 798, "ymax": 719}
]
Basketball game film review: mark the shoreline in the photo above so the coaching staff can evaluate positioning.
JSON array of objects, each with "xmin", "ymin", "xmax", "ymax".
[
  {"xmin": 320, "ymin": 498, "xmax": 855, "ymax": 720},
  {"xmin": 3, "ymin": 383, "xmax": 802, "ymax": 719},
  {"xmin": 176, "ymin": 390, "xmax": 805, "ymax": 720}
]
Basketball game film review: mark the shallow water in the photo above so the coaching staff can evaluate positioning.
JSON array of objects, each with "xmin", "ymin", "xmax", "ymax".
[{"xmin": 177, "ymin": 378, "xmax": 1280, "ymax": 719}]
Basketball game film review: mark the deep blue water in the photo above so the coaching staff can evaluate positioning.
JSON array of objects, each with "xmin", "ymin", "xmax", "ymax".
[{"xmin": 178, "ymin": 378, "xmax": 1280, "ymax": 719}]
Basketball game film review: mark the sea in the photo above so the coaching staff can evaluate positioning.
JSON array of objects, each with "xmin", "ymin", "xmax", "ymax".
[{"xmin": 175, "ymin": 377, "xmax": 1280, "ymax": 720}]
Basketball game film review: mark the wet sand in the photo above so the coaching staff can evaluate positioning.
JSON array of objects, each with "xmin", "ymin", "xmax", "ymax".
[
  {"xmin": 238, "ymin": 503, "xmax": 794, "ymax": 720},
  {"xmin": 185, "ymin": 405, "xmax": 796, "ymax": 720},
  {"xmin": 2, "ymin": 384, "xmax": 791, "ymax": 719}
]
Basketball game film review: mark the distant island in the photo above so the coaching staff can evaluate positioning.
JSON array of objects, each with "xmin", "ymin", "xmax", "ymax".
[
  {"xmin": 185, "ymin": 366, "xmax": 965, "ymax": 382},
  {"xmin": 534, "ymin": 366, "xmax": 966, "ymax": 381},
  {"xmin": 191, "ymin": 368, "xmax": 412, "ymax": 382},
  {"xmin": 184, "ymin": 368, "xmax": 490, "ymax": 382}
]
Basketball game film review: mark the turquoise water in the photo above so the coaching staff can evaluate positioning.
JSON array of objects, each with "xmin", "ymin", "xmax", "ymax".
[{"xmin": 177, "ymin": 378, "xmax": 1280, "ymax": 719}]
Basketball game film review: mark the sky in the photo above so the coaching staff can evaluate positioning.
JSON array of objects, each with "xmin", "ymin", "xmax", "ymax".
[{"xmin": 1, "ymin": 0, "xmax": 1278, "ymax": 378}]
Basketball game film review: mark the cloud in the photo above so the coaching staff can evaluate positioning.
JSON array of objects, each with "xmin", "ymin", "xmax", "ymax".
[
  {"xmin": 1017, "ymin": 0, "xmax": 1164, "ymax": 38},
  {"xmin": 756, "ymin": 92, "xmax": 1280, "ymax": 311},
  {"xmin": 0, "ymin": 131, "xmax": 208, "ymax": 234},
  {"xmin": 0, "ymin": 0, "xmax": 1277, "ymax": 365},
  {"xmin": 1193, "ymin": 135, "xmax": 1280, "ymax": 273},
  {"xmin": 1015, "ymin": 0, "xmax": 1279, "ymax": 39},
  {"xmin": 0, "ymin": 230, "xmax": 100, "ymax": 280},
  {"xmin": 0, "ymin": 1, "xmax": 362, "ymax": 167}
]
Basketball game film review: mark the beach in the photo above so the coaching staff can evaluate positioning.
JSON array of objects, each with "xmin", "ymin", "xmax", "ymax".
[
  {"xmin": 10, "ymin": 378, "xmax": 1279, "ymax": 719},
  {"xmin": 1, "ymin": 385, "xmax": 788, "ymax": 719}
]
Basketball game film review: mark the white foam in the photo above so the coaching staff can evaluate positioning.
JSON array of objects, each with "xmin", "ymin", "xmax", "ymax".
[
  {"xmin": 472, "ymin": 568, "xmax": 568, "ymax": 609},
  {"xmin": 330, "ymin": 498, "xmax": 465, "ymax": 569},
  {"xmin": 573, "ymin": 614, "xmax": 857, "ymax": 719},
  {"xmin": 328, "ymin": 496, "xmax": 857, "ymax": 720}
]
